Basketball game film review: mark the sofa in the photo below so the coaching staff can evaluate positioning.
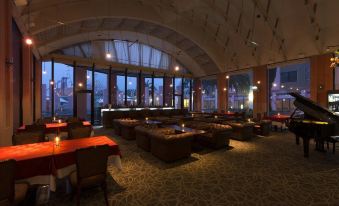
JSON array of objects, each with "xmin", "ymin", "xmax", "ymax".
[
  {"xmin": 135, "ymin": 125, "xmax": 173, "ymax": 151},
  {"xmin": 149, "ymin": 130, "xmax": 194, "ymax": 162},
  {"xmin": 226, "ymin": 121, "xmax": 255, "ymax": 141},
  {"xmin": 184, "ymin": 121, "xmax": 232, "ymax": 149},
  {"xmin": 253, "ymin": 120, "xmax": 272, "ymax": 136},
  {"xmin": 119, "ymin": 119, "xmax": 142, "ymax": 140}
]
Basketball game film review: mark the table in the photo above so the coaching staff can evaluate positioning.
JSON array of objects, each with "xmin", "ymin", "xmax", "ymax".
[
  {"xmin": 165, "ymin": 125, "xmax": 206, "ymax": 135},
  {"xmin": 0, "ymin": 136, "xmax": 121, "ymax": 191},
  {"xmin": 267, "ymin": 114, "xmax": 290, "ymax": 122},
  {"xmin": 266, "ymin": 115, "xmax": 290, "ymax": 131},
  {"xmin": 18, "ymin": 121, "xmax": 91, "ymax": 132}
]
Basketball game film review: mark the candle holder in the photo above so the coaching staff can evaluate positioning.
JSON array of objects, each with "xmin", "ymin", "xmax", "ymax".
[{"xmin": 54, "ymin": 136, "xmax": 60, "ymax": 147}]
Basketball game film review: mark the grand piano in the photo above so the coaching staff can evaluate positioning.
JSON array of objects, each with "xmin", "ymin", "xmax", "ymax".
[{"xmin": 288, "ymin": 92, "xmax": 339, "ymax": 157}]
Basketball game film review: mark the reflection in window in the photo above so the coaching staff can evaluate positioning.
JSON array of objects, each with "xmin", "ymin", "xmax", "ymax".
[
  {"xmin": 127, "ymin": 76, "xmax": 137, "ymax": 106},
  {"xmin": 144, "ymin": 77, "xmax": 152, "ymax": 106},
  {"xmin": 41, "ymin": 61, "xmax": 52, "ymax": 117},
  {"xmin": 86, "ymin": 70, "xmax": 92, "ymax": 90},
  {"xmin": 54, "ymin": 63, "xmax": 74, "ymax": 118},
  {"xmin": 268, "ymin": 62, "xmax": 310, "ymax": 115},
  {"xmin": 154, "ymin": 78, "xmax": 163, "ymax": 106},
  {"xmin": 228, "ymin": 72, "xmax": 253, "ymax": 113},
  {"xmin": 201, "ymin": 79, "xmax": 217, "ymax": 112},
  {"xmin": 116, "ymin": 75, "xmax": 125, "ymax": 106},
  {"xmin": 94, "ymin": 72, "xmax": 108, "ymax": 124}
]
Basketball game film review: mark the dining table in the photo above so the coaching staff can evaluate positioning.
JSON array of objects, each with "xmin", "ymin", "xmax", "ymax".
[{"xmin": 0, "ymin": 136, "xmax": 122, "ymax": 191}]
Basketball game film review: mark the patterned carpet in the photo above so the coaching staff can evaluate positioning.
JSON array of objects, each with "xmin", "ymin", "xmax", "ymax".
[{"xmin": 50, "ymin": 128, "xmax": 339, "ymax": 206}]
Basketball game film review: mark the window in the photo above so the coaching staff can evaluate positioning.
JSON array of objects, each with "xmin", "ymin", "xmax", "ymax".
[
  {"xmin": 183, "ymin": 78, "xmax": 191, "ymax": 109},
  {"xmin": 116, "ymin": 75, "xmax": 125, "ymax": 106},
  {"xmin": 144, "ymin": 77, "xmax": 152, "ymax": 106},
  {"xmin": 281, "ymin": 71, "xmax": 297, "ymax": 83},
  {"xmin": 54, "ymin": 62, "xmax": 74, "ymax": 118},
  {"xmin": 41, "ymin": 61, "xmax": 52, "ymax": 117},
  {"xmin": 268, "ymin": 61, "xmax": 310, "ymax": 115},
  {"xmin": 202, "ymin": 79, "xmax": 217, "ymax": 112},
  {"xmin": 154, "ymin": 78, "xmax": 163, "ymax": 106},
  {"xmin": 94, "ymin": 71, "xmax": 108, "ymax": 124},
  {"xmin": 56, "ymin": 40, "xmax": 189, "ymax": 72},
  {"xmin": 228, "ymin": 72, "xmax": 253, "ymax": 113},
  {"xmin": 127, "ymin": 76, "xmax": 137, "ymax": 106},
  {"xmin": 174, "ymin": 78, "xmax": 182, "ymax": 109}
]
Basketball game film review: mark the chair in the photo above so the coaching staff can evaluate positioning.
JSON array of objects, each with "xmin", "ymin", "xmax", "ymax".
[
  {"xmin": 70, "ymin": 145, "xmax": 110, "ymax": 206},
  {"xmin": 12, "ymin": 131, "xmax": 45, "ymax": 145},
  {"xmin": 0, "ymin": 160, "xmax": 29, "ymax": 206},
  {"xmin": 68, "ymin": 126, "xmax": 92, "ymax": 139}
]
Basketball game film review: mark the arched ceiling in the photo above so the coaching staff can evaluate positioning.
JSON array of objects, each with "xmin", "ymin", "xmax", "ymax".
[{"xmin": 14, "ymin": 0, "xmax": 339, "ymax": 77}]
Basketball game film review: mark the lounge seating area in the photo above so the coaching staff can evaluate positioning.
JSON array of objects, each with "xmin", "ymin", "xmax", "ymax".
[{"xmin": 2, "ymin": 1, "xmax": 339, "ymax": 205}]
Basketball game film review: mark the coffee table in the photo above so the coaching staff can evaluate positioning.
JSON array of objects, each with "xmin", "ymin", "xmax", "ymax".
[{"xmin": 165, "ymin": 124, "xmax": 206, "ymax": 134}]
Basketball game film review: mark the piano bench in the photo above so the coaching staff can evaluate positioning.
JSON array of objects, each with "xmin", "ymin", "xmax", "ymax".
[{"xmin": 328, "ymin": 136, "xmax": 339, "ymax": 154}]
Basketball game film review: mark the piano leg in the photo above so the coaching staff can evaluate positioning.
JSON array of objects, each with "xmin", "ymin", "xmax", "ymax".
[
  {"xmin": 296, "ymin": 135, "xmax": 300, "ymax": 145},
  {"xmin": 303, "ymin": 137, "xmax": 310, "ymax": 157}
]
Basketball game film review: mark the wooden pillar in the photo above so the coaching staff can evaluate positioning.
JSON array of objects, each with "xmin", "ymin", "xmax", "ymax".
[
  {"xmin": 0, "ymin": 0, "xmax": 13, "ymax": 146},
  {"xmin": 35, "ymin": 59, "xmax": 42, "ymax": 120},
  {"xmin": 253, "ymin": 65, "xmax": 268, "ymax": 116},
  {"xmin": 193, "ymin": 78, "xmax": 202, "ymax": 111},
  {"xmin": 217, "ymin": 73, "xmax": 227, "ymax": 112},
  {"xmin": 22, "ymin": 41, "xmax": 34, "ymax": 125},
  {"xmin": 310, "ymin": 53, "xmax": 333, "ymax": 107}
]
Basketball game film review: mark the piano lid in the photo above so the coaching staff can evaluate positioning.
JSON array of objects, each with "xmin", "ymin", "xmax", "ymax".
[{"xmin": 289, "ymin": 92, "xmax": 339, "ymax": 124}]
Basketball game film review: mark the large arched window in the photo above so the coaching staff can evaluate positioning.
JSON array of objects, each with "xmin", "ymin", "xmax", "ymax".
[{"xmin": 55, "ymin": 40, "xmax": 188, "ymax": 72}]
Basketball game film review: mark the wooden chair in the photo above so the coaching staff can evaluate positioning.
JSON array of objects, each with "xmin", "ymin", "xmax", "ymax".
[
  {"xmin": 0, "ymin": 160, "xmax": 29, "ymax": 206},
  {"xmin": 70, "ymin": 145, "xmax": 110, "ymax": 206}
]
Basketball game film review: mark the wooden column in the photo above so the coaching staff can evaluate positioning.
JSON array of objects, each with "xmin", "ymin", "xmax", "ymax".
[
  {"xmin": 253, "ymin": 65, "xmax": 268, "ymax": 116},
  {"xmin": 310, "ymin": 53, "xmax": 333, "ymax": 107},
  {"xmin": 35, "ymin": 59, "xmax": 42, "ymax": 120},
  {"xmin": 0, "ymin": 0, "xmax": 13, "ymax": 146},
  {"xmin": 193, "ymin": 78, "xmax": 202, "ymax": 111},
  {"xmin": 217, "ymin": 73, "xmax": 227, "ymax": 112}
]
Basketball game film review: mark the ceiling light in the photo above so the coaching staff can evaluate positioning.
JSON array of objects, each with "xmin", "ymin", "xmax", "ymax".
[
  {"xmin": 226, "ymin": 75, "xmax": 229, "ymax": 79},
  {"xmin": 223, "ymin": 88, "xmax": 227, "ymax": 91},
  {"xmin": 25, "ymin": 37, "xmax": 33, "ymax": 45},
  {"xmin": 257, "ymin": 81, "xmax": 261, "ymax": 84},
  {"xmin": 106, "ymin": 53, "xmax": 112, "ymax": 59},
  {"xmin": 50, "ymin": 81, "xmax": 54, "ymax": 85},
  {"xmin": 175, "ymin": 66, "xmax": 179, "ymax": 71},
  {"xmin": 273, "ymin": 83, "xmax": 277, "ymax": 87},
  {"xmin": 78, "ymin": 83, "xmax": 83, "ymax": 87}
]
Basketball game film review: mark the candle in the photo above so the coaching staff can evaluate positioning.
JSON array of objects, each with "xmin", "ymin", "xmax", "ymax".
[
  {"xmin": 248, "ymin": 118, "xmax": 251, "ymax": 122},
  {"xmin": 55, "ymin": 136, "xmax": 60, "ymax": 147},
  {"xmin": 214, "ymin": 115, "xmax": 218, "ymax": 119},
  {"xmin": 145, "ymin": 117, "xmax": 149, "ymax": 121},
  {"xmin": 58, "ymin": 119, "xmax": 61, "ymax": 124},
  {"xmin": 277, "ymin": 113, "xmax": 280, "ymax": 116},
  {"xmin": 53, "ymin": 117, "xmax": 56, "ymax": 121},
  {"xmin": 181, "ymin": 123, "xmax": 185, "ymax": 128}
]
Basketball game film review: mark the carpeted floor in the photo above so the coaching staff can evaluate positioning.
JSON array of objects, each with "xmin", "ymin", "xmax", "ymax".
[{"xmin": 50, "ymin": 128, "xmax": 339, "ymax": 206}]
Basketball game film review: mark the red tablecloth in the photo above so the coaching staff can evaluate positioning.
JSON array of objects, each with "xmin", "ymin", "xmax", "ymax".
[
  {"xmin": 0, "ymin": 136, "xmax": 120, "ymax": 180},
  {"xmin": 17, "ymin": 121, "xmax": 92, "ymax": 133},
  {"xmin": 267, "ymin": 115, "xmax": 290, "ymax": 122}
]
